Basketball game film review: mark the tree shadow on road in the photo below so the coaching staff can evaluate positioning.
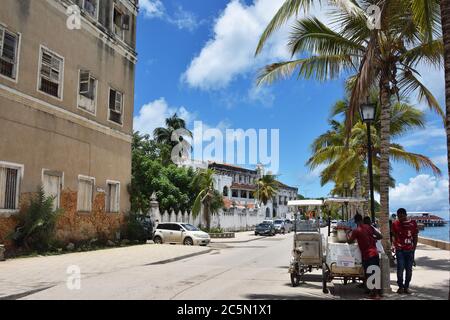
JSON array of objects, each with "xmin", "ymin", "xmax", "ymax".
[{"xmin": 414, "ymin": 256, "xmax": 450, "ymax": 272}]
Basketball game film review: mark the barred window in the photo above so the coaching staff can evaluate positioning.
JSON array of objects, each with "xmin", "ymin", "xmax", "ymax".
[
  {"xmin": 0, "ymin": 26, "xmax": 19, "ymax": 80},
  {"xmin": 0, "ymin": 164, "xmax": 21, "ymax": 210}
]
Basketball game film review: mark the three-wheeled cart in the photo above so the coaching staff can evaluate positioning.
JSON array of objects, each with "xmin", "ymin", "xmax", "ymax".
[
  {"xmin": 287, "ymin": 200, "xmax": 325, "ymax": 287},
  {"xmin": 321, "ymin": 197, "xmax": 367, "ymax": 294}
]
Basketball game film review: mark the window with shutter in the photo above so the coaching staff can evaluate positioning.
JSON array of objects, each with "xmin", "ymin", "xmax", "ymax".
[
  {"xmin": 43, "ymin": 171, "xmax": 62, "ymax": 210},
  {"xmin": 83, "ymin": 0, "xmax": 98, "ymax": 19},
  {"xmin": 108, "ymin": 88, "xmax": 123, "ymax": 125},
  {"xmin": 0, "ymin": 26, "xmax": 19, "ymax": 80},
  {"xmin": 39, "ymin": 48, "xmax": 63, "ymax": 98},
  {"xmin": 106, "ymin": 181, "xmax": 120, "ymax": 213},
  {"xmin": 113, "ymin": 6, "xmax": 124, "ymax": 39},
  {"xmin": 78, "ymin": 70, "xmax": 97, "ymax": 113},
  {"xmin": 77, "ymin": 176, "xmax": 94, "ymax": 212},
  {"xmin": 0, "ymin": 164, "xmax": 21, "ymax": 211}
]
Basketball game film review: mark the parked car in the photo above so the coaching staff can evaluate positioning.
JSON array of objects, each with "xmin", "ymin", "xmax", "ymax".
[
  {"xmin": 153, "ymin": 222, "xmax": 210, "ymax": 246},
  {"xmin": 255, "ymin": 222, "xmax": 276, "ymax": 236},
  {"xmin": 284, "ymin": 219, "xmax": 293, "ymax": 233},
  {"xmin": 273, "ymin": 219, "xmax": 288, "ymax": 234}
]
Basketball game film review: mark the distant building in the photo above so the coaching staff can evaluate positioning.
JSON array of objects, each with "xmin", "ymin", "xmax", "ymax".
[
  {"xmin": 273, "ymin": 181, "xmax": 298, "ymax": 219},
  {"xmin": 208, "ymin": 162, "xmax": 259, "ymax": 210}
]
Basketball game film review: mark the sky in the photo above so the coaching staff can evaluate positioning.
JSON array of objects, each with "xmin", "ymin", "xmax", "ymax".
[{"xmin": 133, "ymin": 0, "xmax": 449, "ymax": 219}]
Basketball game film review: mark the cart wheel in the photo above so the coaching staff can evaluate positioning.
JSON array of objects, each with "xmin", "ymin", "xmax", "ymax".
[
  {"xmin": 322, "ymin": 263, "xmax": 329, "ymax": 294},
  {"xmin": 290, "ymin": 273, "xmax": 300, "ymax": 287}
]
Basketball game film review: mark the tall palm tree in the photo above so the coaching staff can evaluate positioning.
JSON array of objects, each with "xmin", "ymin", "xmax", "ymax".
[
  {"xmin": 256, "ymin": 0, "xmax": 443, "ymax": 254},
  {"xmin": 153, "ymin": 113, "xmax": 190, "ymax": 144},
  {"xmin": 192, "ymin": 169, "xmax": 223, "ymax": 230},
  {"xmin": 153, "ymin": 113, "xmax": 193, "ymax": 164},
  {"xmin": 255, "ymin": 174, "xmax": 279, "ymax": 206},
  {"xmin": 441, "ymin": 0, "xmax": 450, "ymax": 214}
]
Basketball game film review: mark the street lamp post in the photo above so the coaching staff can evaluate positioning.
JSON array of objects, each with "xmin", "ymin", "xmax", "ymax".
[{"xmin": 359, "ymin": 102, "xmax": 377, "ymax": 223}]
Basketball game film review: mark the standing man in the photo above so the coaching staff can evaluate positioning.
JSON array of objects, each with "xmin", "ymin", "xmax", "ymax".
[
  {"xmin": 392, "ymin": 208, "xmax": 419, "ymax": 294},
  {"xmin": 347, "ymin": 213, "xmax": 383, "ymax": 298}
]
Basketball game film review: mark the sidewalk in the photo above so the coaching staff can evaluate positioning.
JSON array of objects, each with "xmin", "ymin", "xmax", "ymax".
[{"xmin": 0, "ymin": 244, "xmax": 211, "ymax": 299}]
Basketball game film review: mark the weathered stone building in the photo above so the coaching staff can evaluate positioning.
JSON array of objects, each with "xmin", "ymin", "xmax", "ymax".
[{"xmin": 0, "ymin": 0, "xmax": 138, "ymax": 250}]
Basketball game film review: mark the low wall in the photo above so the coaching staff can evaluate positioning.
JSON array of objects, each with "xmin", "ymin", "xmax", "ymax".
[
  {"xmin": 152, "ymin": 207, "xmax": 264, "ymax": 232},
  {"xmin": 418, "ymin": 237, "xmax": 450, "ymax": 251},
  {"xmin": 209, "ymin": 233, "xmax": 235, "ymax": 239}
]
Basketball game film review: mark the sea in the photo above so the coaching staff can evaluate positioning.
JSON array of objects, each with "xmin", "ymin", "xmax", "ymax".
[{"xmin": 419, "ymin": 222, "xmax": 450, "ymax": 243}]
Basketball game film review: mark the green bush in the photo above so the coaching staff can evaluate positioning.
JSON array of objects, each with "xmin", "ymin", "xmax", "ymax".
[
  {"xmin": 9, "ymin": 187, "xmax": 63, "ymax": 253},
  {"xmin": 121, "ymin": 212, "xmax": 151, "ymax": 242},
  {"xmin": 200, "ymin": 227, "xmax": 223, "ymax": 234}
]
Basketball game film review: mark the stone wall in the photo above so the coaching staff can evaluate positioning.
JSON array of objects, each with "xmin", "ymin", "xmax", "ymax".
[
  {"xmin": 0, "ymin": 189, "xmax": 125, "ymax": 254},
  {"xmin": 55, "ymin": 190, "xmax": 124, "ymax": 243},
  {"xmin": 418, "ymin": 237, "xmax": 450, "ymax": 251}
]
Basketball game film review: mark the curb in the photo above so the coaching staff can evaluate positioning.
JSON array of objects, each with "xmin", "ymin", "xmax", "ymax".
[
  {"xmin": 146, "ymin": 248, "xmax": 213, "ymax": 265},
  {"xmin": 0, "ymin": 286, "xmax": 55, "ymax": 300},
  {"xmin": 211, "ymin": 235, "xmax": 270, "ymax": 244}
]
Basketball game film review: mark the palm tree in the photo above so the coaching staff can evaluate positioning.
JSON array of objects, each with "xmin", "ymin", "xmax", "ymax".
[
  {"xmin": 441, "ymin": 0, "xmax": 450, "ymax": 215},
  {"xmin": 192, "ymin": 169, "xmax": 224, "ymax": 230},
  {"xmin": 308, "ymin": 97, "xmax": 441, "ymax": 207},
  {"xmin": 256, "ymin": 0, "xmax": 443, "ymax": 254},
  {"xmin": 255, "ymin": 174, "xmax": 279, "ymax": 206},
  {"xmin": 153, "ymin": 113, "xmax": 192, "ymax": 164}
]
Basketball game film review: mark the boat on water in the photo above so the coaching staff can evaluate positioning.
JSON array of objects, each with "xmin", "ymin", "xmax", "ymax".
[{"xmin": 408, "ymin": 212, "xmax": 448, "ymax": 227}]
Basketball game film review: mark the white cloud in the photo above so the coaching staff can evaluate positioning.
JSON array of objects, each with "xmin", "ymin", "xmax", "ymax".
[
  {"xmin": 140, "ymin": 1, "xmax": 200, "ymax": 31},
  {"xmin": 133, "ymin": 98, "xmax": 195, "ymax": 136},
  {"xmin": 140, "ymin": 0, "xmax": 164, "ymax": 18},
  {"xmin": 167, "ymin": 6, "xmax": 202, "ymax": 32},
  {"xmin": 182, "ymin": 0, "xmax": 292, "ymax": 90},
  {"xmin": 396, "ymin": 123, "xmax": 446, "ymax": 148},
  {"xmin": 415, "ymin": 64, "xmax": 445, "ymax": 112},
  {"xmin": 390, "ymin": 174, "xmax": 449, "ymax": 214},
  {"xmin": 248, "ymin": 85, "xmax": 275, "ymax": 107}
]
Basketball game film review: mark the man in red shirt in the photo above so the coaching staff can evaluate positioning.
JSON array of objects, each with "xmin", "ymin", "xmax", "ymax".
[
  {"xmin": 392, "ymin": 208, "xmax": 419, "ymax": 294},
  {"xmin": 347, "ymin": 213, "xmax": 383, "ymax": 298}
]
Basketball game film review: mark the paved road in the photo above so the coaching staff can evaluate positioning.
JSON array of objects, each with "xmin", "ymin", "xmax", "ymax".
[
  {"xmin": 21, "ymin": 233, "xmax": 450, "ymax": 300},
  {"xmin": 24, "ymin": 233, "xmax": 331, "ymax": 300}
]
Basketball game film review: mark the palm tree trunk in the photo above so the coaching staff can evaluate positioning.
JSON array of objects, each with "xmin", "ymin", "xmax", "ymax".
[
  {"xmin": 204, "ymin": 205, "xmax": 210, "ymax": 230},
  {"xmin": 379, "ymin": 76, "xmax": 392, "ymax": 258},
  {"xmin": 442, "ymin": 0, "xmax": 450, "ymax": 220}
]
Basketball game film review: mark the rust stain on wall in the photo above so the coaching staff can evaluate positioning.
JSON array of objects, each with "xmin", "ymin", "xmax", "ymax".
[{"xmin": 0, "ymin": 189, "xmax": 124, "ymax": 253}]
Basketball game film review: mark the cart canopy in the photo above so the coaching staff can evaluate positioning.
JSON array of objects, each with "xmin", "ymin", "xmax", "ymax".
[
  {"xmin": 324, "ymin": 197, "xmax": 366, "ymax": 204},
  {"xmin": 288, "ymin": 200, "xmax": 323, "ymax": 207}
]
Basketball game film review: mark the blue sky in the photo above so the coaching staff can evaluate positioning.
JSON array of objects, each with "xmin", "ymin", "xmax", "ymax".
[{"xmin": 133, "ymin": 0, "xmax": 449, "ymax": 218}]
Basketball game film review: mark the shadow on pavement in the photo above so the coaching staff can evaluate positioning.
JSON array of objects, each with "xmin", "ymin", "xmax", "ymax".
[
  {"xmin": 244, "ymin": 293, "xmax": 327, "ymax": 300},
  {"xmin": 414, "ymin": 256, "xmax": 450, "ymax": 272}
]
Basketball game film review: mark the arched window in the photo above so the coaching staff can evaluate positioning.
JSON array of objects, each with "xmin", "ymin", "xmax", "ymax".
[{"xmin": 223, "ymin": 186, "xmax": 229, "ymax": 197}]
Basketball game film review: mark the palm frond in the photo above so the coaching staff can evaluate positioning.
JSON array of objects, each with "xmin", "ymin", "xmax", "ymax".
[
  {"xmin": 255, "ymin": 0, "xmax": 318, "ymax": 56},
  {"xmin": 397, "ymin": 69, "xmax": 445, "ymax": 119}
]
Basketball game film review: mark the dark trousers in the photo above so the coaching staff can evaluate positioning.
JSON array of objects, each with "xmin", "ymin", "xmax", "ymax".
[
  {"xmin": 362, "ymin": 255, "xmax": 380, "ymax": 291},
  {"xmin": 396, "ymin": 250, "xmax": 414, "ymax": 289}
]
